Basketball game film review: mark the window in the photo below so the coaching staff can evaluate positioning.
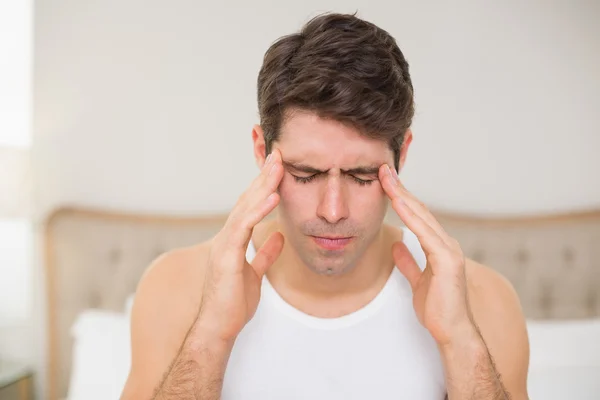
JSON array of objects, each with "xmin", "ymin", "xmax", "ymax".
[
  {"xmin": 0, "ymin": 0, "xmax": 32, "ymax": 147},
  {"xmin": 0, "ymin": 0, "xmax": 33, "ymax": 324}
]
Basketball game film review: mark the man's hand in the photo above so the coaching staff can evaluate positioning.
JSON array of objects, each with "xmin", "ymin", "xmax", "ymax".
[
  {"xmin": 379, "ymin": 164, "xmax": 512, "ymax": 399},
  {"xmin": 148, "ymin": 149, "xmax": 285, "ymax": 400},
  {"xmin": 198, "ymin": 148, "xmax": 285, "ymax": 343},
  {"xmin": 379, "ymin": 164, "xmax": 474, "ymax": 346}
]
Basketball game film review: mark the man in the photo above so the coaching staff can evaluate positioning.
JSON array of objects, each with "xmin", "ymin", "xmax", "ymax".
[{"xmin": 121, "ymin": 12, "xmax": 529, "ymax": 400}]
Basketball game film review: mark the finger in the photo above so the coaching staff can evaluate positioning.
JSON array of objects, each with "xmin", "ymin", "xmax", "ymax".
[
  {"xmin": 379, "ymin": 164, "xmax": 452, "ymax": 246},
  {"xmin": 379, "ymin": 164, "xmax": 445, "ymax": 235},
  {"xmin": 390, "ymin": 192, "xmax": 449, "ymax": 259},
  {"xmin": 243, "ymin": 148, "xmax": 284, "ymax": 216},
  {"xmin": 224, "ymin": 149, "xmax": 284, "ymax": 249},
  {"xmin": 225, "ymin": 191, "xmax": 281, "ymax": 252},
  {"xmin": 392, "ymin": 241, "xmax": 421, "ymax": 292},
  {"xmin": 251, "ymin": 231, "xmax": 285, "ymax": 278},
  {"xmin": 248, "ymin": 148, "xmax": 283, "ymax": 193}
]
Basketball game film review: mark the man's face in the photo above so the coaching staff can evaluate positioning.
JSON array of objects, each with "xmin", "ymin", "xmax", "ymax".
[{"xmin": 272, "ymin": 110, "xmax": 396, "ymax": 276}]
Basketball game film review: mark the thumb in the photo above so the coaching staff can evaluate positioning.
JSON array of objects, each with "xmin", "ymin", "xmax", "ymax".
[
  {"xmin": 392, "ymin": 241, "xmax": 421, "ymax": 292},
  {"xmin": 251, "ymin": 231, "xmax": 285, "ymax": 278}
]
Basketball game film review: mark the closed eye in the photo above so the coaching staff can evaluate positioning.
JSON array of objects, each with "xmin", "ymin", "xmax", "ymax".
[
  {"xmin": 292, "ymin": 174, "xmax": 320, "ymax": 184},
  {"xmin": 291, "ymin": 173, "xmax": 374, "ymax": 186},
  {"xmin": 349, "ymin": 176, "xmax": 374, "ymax": 186}
]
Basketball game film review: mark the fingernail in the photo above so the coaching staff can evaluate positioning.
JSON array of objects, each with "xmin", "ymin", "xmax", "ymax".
[
  {"xmin": 269, "ymin": 162, "xmax": 278, "ymax": 176},
  {"xmin": 390, "ymin": 166, "xmax": 399, "ymax": 183},
  {"xmin": 266, "ymin": 153, "xmax": 272, "ymax": 164},
  {"xmin": 386, "ymin": 165, "xmax": 395, "ymax": 181}
]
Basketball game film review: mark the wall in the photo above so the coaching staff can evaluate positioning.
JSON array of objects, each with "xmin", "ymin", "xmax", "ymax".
[
  {"xmin": 32, "ymin": 0, "xmax": 600, "ymax": 218},
  {"xmin": 15, "ymin": 0, "xmax": 600, "ymax": 397}
]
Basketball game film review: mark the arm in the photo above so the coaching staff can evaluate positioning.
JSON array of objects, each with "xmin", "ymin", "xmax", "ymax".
[
  {"xmin": 378, "ymin": 164, "xmax": 529, "ymax": 400},
  {"xmin": 439, "ymin": 322, "xmax": 510, "ymax": 399},
  {"xmin": 119, "ymin": 246, "xmax": 213, "ymax": 400},
  {"xmin": 121, "ymin": 148, "xmax": 284, "ymax": 400},
  {"xmin": 439, "ymin": 259, "xmax": 529, "ymax": 400},
  {"xmin": 119, "ymin": 245, "xmax": 236, "ymax": 400},
  {"xmin": 152, "ymin": 321, "xmax": 234, "ymax": 400},
  {"xmin": 441, "ymin": 259, "xmax": 529, "ymax": 400}
]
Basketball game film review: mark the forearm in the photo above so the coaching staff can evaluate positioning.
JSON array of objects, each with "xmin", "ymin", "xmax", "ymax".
[
  {"xmin": 440, "ymin": 324, "xmax": 510, "ymax": 400},
  {"xmin": 153, "ymin": 322, "xmax": 234, "ymax": 400}
]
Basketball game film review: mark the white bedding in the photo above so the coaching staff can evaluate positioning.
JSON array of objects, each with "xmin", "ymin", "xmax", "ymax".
[
  {"xmin": 65, "ymin": 298, "xmax": 600, "ymax": 400},
  {"xmin": 526, "ymin": 318, "xmax": 600, "ymax": 399},
  {"xmin": 66, "ymin": 296, "xmax": 133, "ymax": 400}
]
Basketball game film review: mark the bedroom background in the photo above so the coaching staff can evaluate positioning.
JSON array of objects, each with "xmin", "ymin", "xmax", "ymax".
[{"xmin": 1, "ymin": 0, "xmax": 599, "ymax": 399}]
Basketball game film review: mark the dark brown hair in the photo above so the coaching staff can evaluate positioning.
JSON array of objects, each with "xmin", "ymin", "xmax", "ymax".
[{"xmin": 257, "ymin": 12, "xmax": 414, "ymax": 171}]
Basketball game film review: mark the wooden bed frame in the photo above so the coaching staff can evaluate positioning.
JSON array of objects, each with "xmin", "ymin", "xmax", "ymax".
[{"xmin": 44, "ymin": 206, "xmax": 600, "ymax": 399}]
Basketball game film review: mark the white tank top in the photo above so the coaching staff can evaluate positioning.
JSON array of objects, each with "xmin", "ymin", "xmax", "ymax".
[{"xmin": 221, "ymin": 227, "xmax": 446, "ymax": 400}]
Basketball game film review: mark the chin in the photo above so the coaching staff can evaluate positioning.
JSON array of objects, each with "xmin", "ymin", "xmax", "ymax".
[
  {"xmin": 302, "ymin": 246, "xmax": 359, "ymax": 276},
  {"xmin": 311, "ymin": 264, "xmax": 356, "ymax": 276}
]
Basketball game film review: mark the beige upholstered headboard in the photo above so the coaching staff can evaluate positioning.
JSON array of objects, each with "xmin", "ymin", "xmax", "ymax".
[{"xmin": 44, "ymin": 206, "xmax": 600, "ymax": 400}]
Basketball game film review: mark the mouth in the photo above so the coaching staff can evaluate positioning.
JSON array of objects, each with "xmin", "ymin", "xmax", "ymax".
[{"xmin": 311, "ymin": 236, "xmax": 354, "ymax": 251}]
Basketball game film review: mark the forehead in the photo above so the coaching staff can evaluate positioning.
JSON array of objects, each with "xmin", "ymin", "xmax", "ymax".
[{"xmin": 276, "ymin": 110, "xmax": 393, "ymax": 166}]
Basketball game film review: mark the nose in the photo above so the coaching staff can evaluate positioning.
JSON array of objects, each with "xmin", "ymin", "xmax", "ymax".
[{"xmin": 316, "ymin": 175, "xmax": 349, "ymax": 224}]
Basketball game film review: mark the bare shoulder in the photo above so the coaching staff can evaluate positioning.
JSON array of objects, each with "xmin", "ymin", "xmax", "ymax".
[
  {"xmin": 466, "ymin": 259, "xmax": 530, "ymax": 398},
  {"xmin": 465, "ymin": 259, "xmax": 527, "ymax": 333},
  {"xmin": 121, "ymin": 240, "xmax": 213, "ymax": 399}
]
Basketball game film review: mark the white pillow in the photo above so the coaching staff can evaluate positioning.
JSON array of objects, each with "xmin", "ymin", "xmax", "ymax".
[
  {"xmin": 67, "ymin": 296, "xmax": 135, "ymax": 400},
  {"xmin": 124, "ymin": 293, "xmax": 135, "ymax": 319},
  {"xmin": 526, "ymin": 318, "xmax": 600, "ymax": 400},
  {"xmin": 528, "ymin": 366, "xmax": 600, "ymax": 400},
  {"xmin": 527, "ymin": 318, "xmax": 600, "ymax": 368}
]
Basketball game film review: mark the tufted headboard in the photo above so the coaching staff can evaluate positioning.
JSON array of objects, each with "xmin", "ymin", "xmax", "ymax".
[{"xmin": 44, "ymin": 206, "xmax": 600, "ymax": 400}]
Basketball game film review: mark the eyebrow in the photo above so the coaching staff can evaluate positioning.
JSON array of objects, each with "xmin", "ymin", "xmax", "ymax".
[{"xmin": 282, "ymin": 161, "xmax": 381, "ymax": 176}]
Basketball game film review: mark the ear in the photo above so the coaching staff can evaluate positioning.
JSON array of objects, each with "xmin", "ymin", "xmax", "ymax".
[
  {"xmin": 252, "ymin": 124, "xmax": 267, "ymax": 168},
  {"xmin": 398, "ymin": 129, "xmax": 413, "ymax": 171}
]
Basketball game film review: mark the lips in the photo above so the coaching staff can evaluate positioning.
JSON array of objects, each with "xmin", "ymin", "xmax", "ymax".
[{"xmin": 311, "ymin": 236, "xmax": 353, "ymax": 250}]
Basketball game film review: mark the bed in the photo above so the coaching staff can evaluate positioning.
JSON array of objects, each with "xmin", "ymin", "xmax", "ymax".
[{"xmin": 44, "ymin": 206, "xmax": 600, "ymax": 400}]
